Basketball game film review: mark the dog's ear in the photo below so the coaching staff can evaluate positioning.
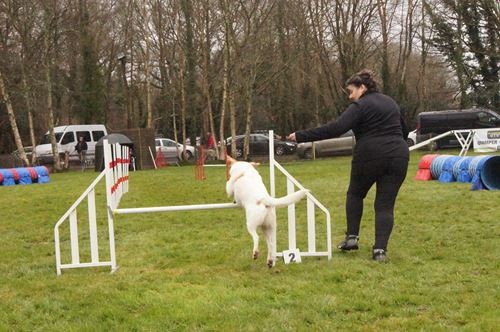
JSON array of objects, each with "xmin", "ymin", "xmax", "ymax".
[
  {"xmin": 250, "ymin": 162, "xmax": 261, "ymax": 168},
  {"xmin": 226, "ymin": 155, "xmax": 237, "ymax": 165}
]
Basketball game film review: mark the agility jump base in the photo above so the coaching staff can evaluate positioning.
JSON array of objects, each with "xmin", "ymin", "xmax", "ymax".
[{"xmin": 54, "ymin": 131, "xmax": 331, "ymax": 275}]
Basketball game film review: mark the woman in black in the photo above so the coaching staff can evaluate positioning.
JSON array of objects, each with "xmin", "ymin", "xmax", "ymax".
[{"xmin": 287, "ymin": 70, "xmax": 409, "ymax": 262}]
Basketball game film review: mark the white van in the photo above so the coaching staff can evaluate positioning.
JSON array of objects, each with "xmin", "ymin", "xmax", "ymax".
[{"xmin": 35, "ymin": 124, "xmax": 107, "ymax": 164}]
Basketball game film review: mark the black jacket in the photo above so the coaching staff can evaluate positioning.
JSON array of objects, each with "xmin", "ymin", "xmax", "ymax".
[
  {"xmin": 295, "ymin": 91, "xmax": 409, "ymax": 162},
  {"xmin": 75, "ymin": 141, "xmax": 88, "ymax": 153}
]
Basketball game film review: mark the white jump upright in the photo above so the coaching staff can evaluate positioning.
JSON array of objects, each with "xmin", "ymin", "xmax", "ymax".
[
  {"xmin": 269, "ymin": 130, "xmax": 332, "ymax": 260},
  {"xmin": 54, "ymin": 140, "xmax": 130, "ymax": 275}
]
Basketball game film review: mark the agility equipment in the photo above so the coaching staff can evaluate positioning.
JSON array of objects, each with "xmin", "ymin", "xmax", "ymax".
[
  {"xmin": 0, "ymin": 166, "xmax": 49, "ymax": 186},
  {"xmin": 54, "ymin": 132, "xmax": 332, "ymax": 275},
  {"xmin": 409, "ymin": 129, "xmax": 476, "ymax": 156},
  {"xmin": 415, "ymin": 154, "xmax": 500, "ymax": 190},
  {"xmin": 453, "ymin": 157, "xmax": 473, "ymax": 183},
  {"xmin": 194, "ymin": 146, "xmax": 206, "ymax": 180},
  {"xmin": 414, "ymin": 154, "xmax": 438, "ymax": 181},
  {"xmin": 54, "ymin": 141, "xmax": 128, "ymax": 275}
]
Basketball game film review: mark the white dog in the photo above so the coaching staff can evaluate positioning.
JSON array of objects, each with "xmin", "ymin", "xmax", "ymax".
[{"xmin": 225, "ymin": 156, "xmax": 309, "ymax": 267}]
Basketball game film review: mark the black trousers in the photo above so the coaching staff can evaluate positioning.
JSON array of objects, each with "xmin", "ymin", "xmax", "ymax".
[{"xmin": 346, "ymin": 157, "xmax": 408, "ymax": 250}]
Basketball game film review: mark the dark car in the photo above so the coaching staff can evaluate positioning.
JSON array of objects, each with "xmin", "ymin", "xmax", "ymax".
[
  {"xmin": 296, "ymin": 130, "xmax": 355, "ymax": 159},
  {"xmin": 225, "ymin": 134, "xmax": 297, "ymax": 157}
]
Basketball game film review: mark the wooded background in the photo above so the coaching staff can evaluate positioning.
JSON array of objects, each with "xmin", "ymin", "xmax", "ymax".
[{"xmin": 0, "ymin": 0, "xmax": 498, "ymax": 165}]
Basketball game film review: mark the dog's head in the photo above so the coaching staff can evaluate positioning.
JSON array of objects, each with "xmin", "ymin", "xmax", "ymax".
[{"xmin": 226, "ymin": 155, "xmax": 260, "ymax": 176}]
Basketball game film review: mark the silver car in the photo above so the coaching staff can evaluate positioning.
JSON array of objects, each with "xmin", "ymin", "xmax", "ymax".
[
  {"xmin": 406, "ymin": 129, "xmax": 417, "ymax": 146},
  {"xmin": 297, "ymin": 130, "xmax": 355, "ymax": 159},
  {"xmin": 155, "ymin": 138, "xmax": 195, "ymax": 160}
]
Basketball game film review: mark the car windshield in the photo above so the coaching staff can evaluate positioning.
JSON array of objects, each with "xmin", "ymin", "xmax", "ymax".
[{"xmin": 40, "ymin": 132, "xmax": 63, "ymax": 145}]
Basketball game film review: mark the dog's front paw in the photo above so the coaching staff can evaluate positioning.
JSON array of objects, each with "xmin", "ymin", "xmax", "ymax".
[
  {"xmin": 253, "ymin": 250, "xmax": 259, "ymax": 259},
  {"xmin": 267, "ymin": 259, "xmax": 275, "ymax": 268}
]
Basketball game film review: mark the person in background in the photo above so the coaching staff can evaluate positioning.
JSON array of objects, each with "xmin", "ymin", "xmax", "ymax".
[
  {"xmin": 75, "ymin": 136, "xmax": 88, "ymax": 171},
  {"xmin": 287, "ymin": 69, "xmax": 409, "ymax": 262},
  {"xmin": 207, "ymin": 132, "xmax": 215, "ymax": 149}
]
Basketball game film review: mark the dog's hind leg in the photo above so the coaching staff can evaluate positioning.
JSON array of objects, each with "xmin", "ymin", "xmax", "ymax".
[
  {"xmin": 262, "ymin": 208, "xmax": 277, "ymax": 268},
  {"xmin": 246, "ymin": 220, "xmax": 260, "ymax": 259},
  {"xmin": 245, "ymin": 207, "xmax": 267, "ymax": 261}
]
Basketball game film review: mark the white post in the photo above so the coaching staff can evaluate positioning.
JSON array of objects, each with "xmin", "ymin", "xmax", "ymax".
[
  {"xmin": 69, "ymin": 210, "xmax": 80, "ymax": 264},
  {"xmin": 103, "ymin": 139, "xmax": 118, "ymax": 272},
  {"xmin": 123, "ymin": 146, "xmax": 129, "ymax": 194},
  {"xmin": 287, "ymin": 178, "xmax": 297, "ymax": 249},
  {"xmin": 107, "ymin": 207, "xmax": 117, "ymax": 272},
  {"xmin": 307, "ymin": 197, "xmax": 316, "ymax": 252},
  {"xmin": 55, "ymin": 226, "xmax": 62, "ymax": 275},
  {"xmin": 268, "ymin": 130, "xmax": 277, "ymax": 259},
  {"xmin": 269, "ymin": 130, "xmax": 275, "ymax": 198},
  {"xmin": 116, "ymin": 143, "xmax": 123, "ymax": 202},
  {"xmin": 88, "ymin": 189, "xmax": 99, "ymax": 263}
]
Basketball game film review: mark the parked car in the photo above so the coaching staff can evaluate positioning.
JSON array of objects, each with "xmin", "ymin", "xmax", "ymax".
[
  {"xmin": 297, "ymin": 130, "xmax": 355, "ymax": 159},
  {"xmin": 225, "ymin": 134, "xmax": 297, "ymax": 157},
  {"xmin": 155, "ymin": 138, "xmax": 195, "ymax": 160},
  {"xmin": 406, "ymin": 129, "xmax": 417, "ymax": 146}
]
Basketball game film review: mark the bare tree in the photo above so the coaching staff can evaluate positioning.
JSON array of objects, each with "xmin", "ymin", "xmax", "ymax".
[
  {"xmin": 42, "ymin": 2, "xmax": 62, "ymax": 171},
  {"xmin": 0, "ymin": 68, "xmax": 29, "ymax": 166}
]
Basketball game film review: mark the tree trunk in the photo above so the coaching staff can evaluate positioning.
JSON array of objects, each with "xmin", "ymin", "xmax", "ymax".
[
  {"xmin": 201, "ymin": 2, "xmax": 219, "ymax": 159},
  {"xmin": 219, "ymin": 39, "xmax": 229, "ymax": 159},
  {"xmin": 243, "ymin": 82, "xmax": 253, "ymax": 160},
  {"xmin": 143, "ymin": 0, "xmax": 153, "ymax": 128},
  {"xmin": 20, "ymin": 60, "xmax": 37, "ymax": 164},
  {"xmin": 417, "ymin": 0, "xmax": 428, "ymax": 116},
  {"xmin": 0, "ymin": 69, "xmax": 30, "ymax": 166},
  {"xmin": 377, "ymin": 0, "xmax": 391, "ymax": 94},
  {"xmin": 180, "ymin": 54, "xmax": 187, "ymax": 158},
  {"xmin": 44, "ymin": 22, "xmax": 61, "ymax": 171}
]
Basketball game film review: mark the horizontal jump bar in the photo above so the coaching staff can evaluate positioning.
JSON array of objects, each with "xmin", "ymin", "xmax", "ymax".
[
  {"xmin": 60, "ymin": 261, "xmax": 113, "ymax": 269},
  {"xmin": 275, "ymin": 251, "xmax": 330, "ymax": 257},
  {"xmin": 114, "ymin": 202, "xmax": 239, "ymax": 214}
]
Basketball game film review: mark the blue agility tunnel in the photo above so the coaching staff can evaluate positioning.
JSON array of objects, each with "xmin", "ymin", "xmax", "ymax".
[
  {"xmin": 471, "ymin": 156, "xmax": 500, "ymax": 190},
  {"xmin": 430, "ymin": 155, "xmax": 452, "ymax": 179},
  {"xmin": 0, "ymin": 169, "xmax": 15, "ymax": 186},
  {"xmin": 34, "ymin": 166, "xmax": 50, "ymax": 184},
  {"xmin": 423, "ymin": 154, "xmax": 500, "ymax": 191},
  {"xmin": 438, "ymin": 156, "xmax": 462, "ymax": 183},
  {"xmin": 0, "ymin": 166, "xmax": 50, "ymax": 186},
  {"xmin": 454, "ymin": 157, "xmax": 474, "ymax": 183},
  {"xmin": 16, "ymin": 168, "xmax": 32, "ymax": 185}
]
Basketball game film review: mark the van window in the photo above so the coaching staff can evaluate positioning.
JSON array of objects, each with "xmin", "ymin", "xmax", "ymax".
[
  {"xmin": 476, "ymin": 112, "xmax": 499, "ymax": 127},
  {"xmin": 40, "ymin": 132, "xmax": 63, "ymax": 145},
  {"xmin": 92, "ymin": 130, "xmax": 105, "ymax": 142},
  {"xmin": 61, "ymin": 132, "xmax": 75, "ymax": 144},
  {"xmin": 76, "ymin": 131, "xmax": 91, "ymax": 142}
]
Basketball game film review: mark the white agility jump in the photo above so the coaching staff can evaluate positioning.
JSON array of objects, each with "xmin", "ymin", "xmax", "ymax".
[
  {"xmin": 409, "ymin": 129, "xmax": 476, "ymax": 156},
  {"xmin": 54, "ymin": 131, "xmax": 331, "ymax": 275}
]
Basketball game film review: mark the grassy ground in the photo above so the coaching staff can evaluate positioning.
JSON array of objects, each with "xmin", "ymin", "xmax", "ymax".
[{"xmin": 0, "ymin": 150, "xmax": 499, "ymax": 330}]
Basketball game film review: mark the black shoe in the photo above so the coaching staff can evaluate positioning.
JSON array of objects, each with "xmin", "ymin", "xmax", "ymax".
[
  {"xmin": 337, "ymin": 234, "xmax": 359, "ymax": 251},
  {"xmin": 372, "ymin": 248, "xmax": 388, "ymax": 262}
]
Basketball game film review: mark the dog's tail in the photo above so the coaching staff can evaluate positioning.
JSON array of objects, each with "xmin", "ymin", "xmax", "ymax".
[{"xmin": 261, "ymin": 189, "xmax": 309, "ymax": 208}]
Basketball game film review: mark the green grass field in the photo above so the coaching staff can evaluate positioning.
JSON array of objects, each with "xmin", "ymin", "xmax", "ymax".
[{"xmin": 1, "ymin": 151, "xmax": 499, "ymax": 330}]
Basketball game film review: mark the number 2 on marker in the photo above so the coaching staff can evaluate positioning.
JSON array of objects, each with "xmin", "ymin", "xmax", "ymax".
[{"xmin": 283, "ymin": 249, "xmax": 302, "ymax": 264}]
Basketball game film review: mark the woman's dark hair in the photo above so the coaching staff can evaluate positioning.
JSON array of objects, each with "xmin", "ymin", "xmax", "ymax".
[{"xmin": 346, "ymin": 69, "xmax": 379, "ymax": 92}]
